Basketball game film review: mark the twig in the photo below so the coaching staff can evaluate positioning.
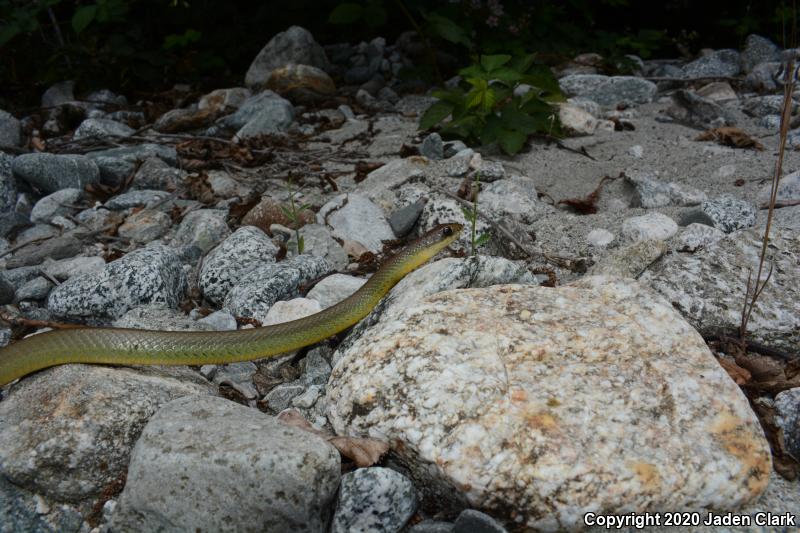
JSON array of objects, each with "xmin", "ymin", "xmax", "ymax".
[
  {"xmin": 0, "ymin": 310, "xmax": 83, "ymax": 330},
  {"xmin": 705, "ymin": 333, "xmax": 798, "ymax": 361},
  {"xmin": 0, "ymin": 236, "xmax": 53, "ymax": 260}
]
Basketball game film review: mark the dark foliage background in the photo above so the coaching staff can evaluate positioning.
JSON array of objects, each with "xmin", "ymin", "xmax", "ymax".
[{"xmin": 0, "ymin": 0, "xmax": 792, "ymax": 107}]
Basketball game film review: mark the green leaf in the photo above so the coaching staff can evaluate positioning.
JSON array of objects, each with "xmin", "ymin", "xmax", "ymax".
[
  {"xmin": 459, "ymin": 64, "xmax": 488, "ymax": 80},
  {"xmin": 363, "ymin": 1, "xmax": 387, "ymax": 27},
  {"xmin": 480, "ymin": 54, "xmax": 512, "ymax": 72},
  {"xmin": 461, "ymin": 206, "xmax": 475, "ymax": 221},
  {"xmin": 328, "ymin": 3, "xmax": 363, "ymax": 24},
  {"xmin": 475, "ymin": 233, "xmax": 491, "ymax": 247},
  {"xmin": 511, "ymin": 53, "xmax": 537, "ymax": 74},
  {"xmin": 490, "ymin": 67, "xmax": 523, "ymax": 84},
  {"xmin": 497, "ymin": 128, "xmax": 527, "ymax": 155},
  {"xmin": 500, "ymin": 105, "xmax": 544, "ymax": 135},
  {"xmin": 0, "ymin": 23, "xmax": 21, "ymax": 47},
  {"xmin": 424, "ymin": 13, "xmax": 472, "ymax": 48},
  {"xmin": 431, "ymin": 89, "xmax": 465, "ymax": 106},
  {"xmin": 420, "ymin": 100, "xmax": 454, "ymax": 130},
  {"xmin": 279, "ymin": 205, "xmax": 296, "ymax": 222},
  {"xmin": 297, "ymin": 235, "xmax": 305, "ymax": 254},
  {"xmin": 72, "ymin": 5, "xmax": 97, "ymax": 34}
]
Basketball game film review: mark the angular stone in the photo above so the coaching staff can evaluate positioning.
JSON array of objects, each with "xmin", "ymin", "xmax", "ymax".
[
  {"xmin": 172, "ymin": 209, "xmax": 230, "ymax": 253},
  {"xmin": 233, "ymin": 93, "xmax": 295, "ymax": 140},
  {"xmin": 0, "ymin": 365, "xmax": 213, "ymax": 505},
  {"xmin": 223, "ymin": 255, "xmax": 331, "ymax": 323},
  {"xmin": 588, "ymin": 239, "xmax": 667, "ymax": 278},
  {"xmin": 626, "ymin": 174, "xmax": 706, "ymax": 208},
  {"xmin": 199, "ymin": 226, "xmax": 279, "ymax": 305},
  {"xmin": 12, "ymin": 153, "xmax": 100, "ymax": 194},
  {"xmin": 621, "ymin": 213, "xmax": 678, "ymax": 242},
  {"xmin": 682, "ymin": 49, "xmax": 741, "ymax": 78},
  {"xmin": 327, "ymin": 276, "xmax": 771, "ymax": 531},
  {"xmin": 558, "ymin": 75, "xmax": 657, "ymax": 107},
  {"xmin": 0, "ymin": 110, "xmax": 21, "ymax": 147},
  {"xmin": 775, "ymin": 388, "xmax": 800, "ymax": 459},
  {"xmin": 0, "ymin": 152, "xmax": 15, "ymax": 214},
  {"xmin": 47, "ymin": 245, "xmax": 185, "ymax": 322},
  {"xmin": 110, "ymin": 395, "xmax": 340, "ymax": 532},
  {"xmin": 5, "ymin": 235, "xmax": 83, "ymax": 269},
  {"xmin": 759, "ymin": 169, "xmax": 800, "ymax": 207},
  {"xmin": 421, "ymin": 133, "xmax": 444, "ymax": 160},
  {"xmin": 677, "ymin": 223, "xmax": 725, "ymax": 252},
  {"xmin": 317, "ymin": 193, "xmax": 395, "ymax": 253},
  {"xmin": 72, "ymin": 118, "xmax": 134, "ymax": 140},
  {"xmin": 245, "ymin": 26, "xmax": 330, "ymax": 89},
  {"xmin": 558, "ymin": 103, "xmax": 598, "ymax": 135},
  {"xmin": 287, "ymin": 223, "xmax": 348, "ymax": 270},
  {"xmin": 743, "ymin": 95, "xmax": 796, "ymax": 118},
  {"xmin": 86, "ymin": 144, "xmax": 177, "ymax": 187},
  {"xmin": 667, "ymin": 90, "xmax": 736, "ymax": 129},
  {"xmin": 701, "ymin": 194, "xmax": 757, "ymax": 233},
  {"xmin": 742, "ymin": 35, "xmax": 782, "ymax": 73},
  {"xmin": 641, "ymin": 228, "xmax": 799, "ymax": 351},
  {"xmin": 306, "ymin": 273, "xmax": 366, "ymax": 309},
  {"xmin": 266, "ymin": 63, "xmax": 336, "ymax": 96},
  {"xmin": 331, "ymin": 467, "xmax": 417, "ymax": 533},
  {"xmin": 117, "ymin": 209, "xmax": 171, "ymax": 243},
  {"xmin": 480, "ymin": 177, "xmax": 552, "ymax": 225},
  {"xmin": 30, "ymin": 188, "xmax": 83, "ymax": 223},
  {"xmin": 389, "ymin": 200, "xmax": 425, "ymax": 238}
]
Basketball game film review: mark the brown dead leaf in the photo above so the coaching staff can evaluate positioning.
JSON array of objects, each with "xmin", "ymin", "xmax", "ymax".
[
  {"xmin": 557, "ymin": 174, "xmax": 617, "ymax": 214},
  {"xmin": 748, "ymin": 400, "xmax": 800, "ymax": 480},
  {"xmin": 277, "ymin": 409, "xmax": 389, "ymax": 467},
  {"xmin": 399, "ymin": 144, "xmax": 420, "ymax": 157},
  {"xmin": 718, "ymin": 357, "xmax": 752, "ymax": 385},
  {"xmin": 354, "ymin": 161, "xmax": 384, "ymax": 183},
  {"xmin": 734, "ymin": 353, "xmax": 785, "ymax": 382},
  {"xmin": 185, "ymin": 171, "xmax": 216, "ymax": 204},
  {"xmin": 696, "ymin": 127, "xmax": 765, "ymax": 151}
]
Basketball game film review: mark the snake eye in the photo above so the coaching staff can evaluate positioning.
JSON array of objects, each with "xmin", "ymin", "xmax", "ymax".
[{"xmin": 442, "ymin": 226, "xmax": 453, "ymax": 237}]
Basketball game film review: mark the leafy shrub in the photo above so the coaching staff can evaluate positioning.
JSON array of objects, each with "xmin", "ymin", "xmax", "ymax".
[{"xmin": 420, "ymin": 54, "xmax": 562, "ymax": 154}]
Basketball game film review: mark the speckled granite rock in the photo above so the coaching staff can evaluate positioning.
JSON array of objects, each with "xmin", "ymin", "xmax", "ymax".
[
  {"xmin": 356, "ymin": 157, "xmax": 428, "ymax": 209},
  {"xmin": 12, "ymin": 153, "xmax": 100, "ymax": 194},
  {"xmin": 641, "ymin": 227, "xmax": 799, "ymax": 352},
  {"xmin": 0, "ymin": 364, "xmax": 214, "ymax": 508},
  {"xmin": 223, "ymin": 255, "xmax": 332, "ymax": 323},
  {"xmin": 0, "ymin": 475, "xmax": 83, "ymax": 533},
  {"xmin": 317, "ymin": 193, "xmax": 395, "ymax": 253},
  {"xmin": 199, "ymin": 226, "xmax": 279, "ymax": 305},
  {"xmin": 558, "ymin": 75, "xmax": 657, "ymax": 107},
  {"xmin": 287, "ymin": 223, "xmax": 348, "ymax": 270},
  {"xmin": 327, "ymin": 276, "xmax": 771, "ymax": 532},
  {"xmin": 47, "ymin": 244, "xmax": 186, "ymax": 322},
  {"xmin": 172, "ymin": 209, "xmax": 230, "ymax": 253},
  {"xmin": 417, "ymin": 197, "xmax": 491, "ymax": 254},
  {"xmin": 245, "ymin": 26, "xmax": 330, "ymax": 89},
  {"xmin": 307, "ymin": 273, "xmax": 366, "ymax": 309},
  {"xmin": 110, "ymin": 395, "xmax": 340, "ymax": 532},
  {"xmin": 775, "ymin": 388, "xmax": 800, "ymax": 459},
  {"xmin": 621, "ymin": 213, "xmax": 678, "ymax": 242},
  {"xmin": 677, "ymin": 223, "xmax": 725, "ymax": 252},
  {"xmin": 113, "ymin": 304, "xmax": 216, "ymax": 331},
  {"xmin": 29, "ymin": 188, "xmax": 83, "ymax": 224},
  {"xmin": 701, "ymin": 194, "xmax": 757, "ymax": 233},
  {"xmin": 626, "ymin": 174, "xmax": 706, "ymax": 208},
  {"xmin": 331, "ymin": 467, "xmax": 417, "ymax": 533},
  {"xmin": 87, "ymin": 144, "xmax": 177, "ymax": 187},
  {"xmin": 0, "ymin": 152, "xmax": 16, "ymax": 214},
  {"xmin": 480, "ymin": 177, "xmax": 553, "ymax": 224},
  {"xmin": 73, "ymin": 117, "xmax": 134, "ymax": 139}
]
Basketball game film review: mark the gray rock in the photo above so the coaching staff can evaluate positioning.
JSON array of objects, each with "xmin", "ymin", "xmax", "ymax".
[
  {"xmin": 13, "ymin": 224, "xmax": 59, "ymax": 247},
  {"xmin": 30, "ymin": 188, "xmax": 83, "ymax": 223},
  {"xmin": 117, "ymin": 209, "xmax": 172, "ymax": 242},
  {"xmin": 265, "ymin": 383, "xmax": 307, "ymax": 412},
  {"xmin": 327, "ymin": 275, "xmax": 770, "ymax": 531},
  {"xmin": 444, "ymin": 148, "xmax": 474, "ymax": 177},
  {"xmin": 589, "ymin": 239, "xmax": 668, "ymax": 278},
  {"xmin": 12, "ymin": 153, "xmax": 100, "ymax": 194},
  {"xmin": 454, "ymin": 510, "xmax": 508, "ymax": 533},
  {"xmin": 768, "ymin": 204, "xmax": 800, "ymax": 231},
  {"xmin": 641, "ymin": 227, "xmax": 799, "ymax": 351},
  {"xmin": 172, "ymin": 209, "xmax": 230, "ymax": 253},
  {"xmin": 14, "ymin": 276, "xmax": 53, "ymax": 301},
  {"xmin": 245, "ymin": 26, "xmax": 330, "ymax": 89},
  {"xmin": 212, "ymin": 361, "xmax": 259, "ymax": 401},
  {"xmin": 42, "ymin": 255, "xmax": 106, "ymax": 281},
  {"xmin": 287, "ymin": 223, "xmax": 348, "ymax": 271},
  {"xmin": 409, "ymin": 521, "xmax": 455, "ymax": 533},
  {"xmin": 701, "ymin": 194, "xmax": 757, "ymax": 233},
  {"xmin": 5, "ymin": 235, "xmax": 83, "ymax": 269},
  {"xmin": 480, "ymin": 176, "xmax": 552, "ymax": 225},
  {"xmin": 111, "ymin": 395, "xmax": 340, "ymax": 532},
  {"xmin": 418, "ymin": 196, "xmax": 491, "ymax": 254},
  {"xmin": 682, "ymin": 49, "xmax": 741, "ymax": 78},
  {"xmin": 775, "ymin": 388, "xmax": 800, "ymax": 459},
  {"xmin": 234, "ymin": 94, "xmax": 295, "ymax": 139},
  {"xmin": 743, "ymin": 95, "xmax": 795, "ymax": 118},
  {"xmin": 621, "ymin": 213, "xmax": 678, "ymax": 242},
  {"xmin": 223, "ymin": 254, "xmax": 332, "ymax": 323},
  {"xmin": 760, "ymin": 114, "xmax": 781, "ymax": 130},
  {"xmin": 356, "ymin": 157, "xmax": 428, "ymax": 210},
  {"xmin": 389, "ymin": 200, "xmax": 425, "ymax": 238},
  {"xmin": 131, "ymin": 156, "xmax": 184, "ymax": 191},
  {"xmin": 474, "ymin": 160, "xmax": 505, "ymax": 182},
  {"xmin": 317, "ymin": 193, "xmax": 395, "ymax": 253},
  {"xmin": 41, "ymin": 81, "xmax": 74, "ymax": 107},
  {"xmin": 0, "ymin": 274, "xmax": 15, "ymax": 304},
  {"xmin": 74, "ymin": 206, "xmax": 117, "ymax": 232},
  {"xmin": 558, "ymin": 75, "xmax": 657, "ymax": 107},
  {"xmin": 302, "ymin": 347, "xmax": 333, "ymax": 386},
  {"xmin": 421, "ymin": 133, "xmax": 444, "ymax": 160},
  {"xmin": 0, "ymin": 110, "xmax": 21, "ymax": 147},
  {"xmin": 113, "ymin": 304, "xmax": 215, "ymax": 331},
  {"xmin": 332, "ymin": 467, "xmax": 417, "ymax": 533},
  {"xmin": 87, "ymin": 144, "xmax": 177, "ymax": 187},
  {"xmin": 625, "ymin": 173, "xmax": 706, "ymax": 208},
  {"xmin": 667, "ymin": 90, "xmax": 736, "ymax": 129},
  {"xmin": 47, "ymin": 244, "xmax": 186, "ymax": 322},
  {"xmin": 197, "ymin": 309, "xmax": 238, "ymax": 331},
  {"xmin": 741, "ymin": 35, "xmax": 782, "ymax": 73},
  {"xmin": 759, "ymin": 169, "xmax": 800, "ymax": 207},
  {"xmin": 306, "ymin": 273, "xmax": 366, "ymax": 310},
  {"xmin": 199, "ymin": 226, "xmax": 279, "ymax": 305},
  {"xmin": 0, "ymin": 476, "xmax": 83, "ymax": 533},
  {"xmin": 677, "ymin": 208, "xmax": 716, "ymax": 227},
  {"xmin": 2, "ymin": 265, "xmax": 42, "ymax": 287},
  {"xmin": 86, "ymin": 88, "xmax": 128, "ymax": 107},
  {"xmin": 0, "ymin": 152, "xmax": 17, "ymax": 214},
  {"xmin": 677, "ymin": 223, "xmax": 725, "ymax": 252},
  {"xmin": 0, "ymin": 364, "xmax": 213, "ymax": 505},
  {"xmin": 105, "ymin": 189, "xmax": 171, "ymax": 210},
  {"xmin": 72, "ymin": 118, "xmax": 134, "ymax": 139},
  {"xmin": 744, "ymin": 61, "xmax": 781, "ymax": 92},
  {"xmin": 586, "ymin": 228, "xmax": 615, "ymax": 247},
  {"xmin": 443, "ymin": 140, "xmax": 468, "ymax": 158}
]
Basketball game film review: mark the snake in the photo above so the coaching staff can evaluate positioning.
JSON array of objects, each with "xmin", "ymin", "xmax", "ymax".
[{"xmin": 0, "ymin": 223, "xmax": 463, "ymax": 387}]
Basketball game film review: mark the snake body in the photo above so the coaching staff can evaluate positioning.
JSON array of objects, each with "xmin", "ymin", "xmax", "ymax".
[{"xmin": 0, "ymin": 223, "xmax": 462, "ymax": 387}]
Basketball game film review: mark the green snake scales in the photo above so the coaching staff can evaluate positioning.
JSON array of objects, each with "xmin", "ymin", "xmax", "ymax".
[{"xmin": 0, "ymin": 223, "xmax": 462, "ymax": 387}]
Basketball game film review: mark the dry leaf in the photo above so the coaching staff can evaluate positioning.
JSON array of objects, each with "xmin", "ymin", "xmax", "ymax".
[
  {"xmin": 277, "ymin": 409, "xmax": 389, "ymax": 467},
  {"xmin": 717, "ymin": 357, "xmax": 751, "ymax": 385},
  {"xmin": 695, "ymin": 127, "xmax": 765, "ymax": 151}
]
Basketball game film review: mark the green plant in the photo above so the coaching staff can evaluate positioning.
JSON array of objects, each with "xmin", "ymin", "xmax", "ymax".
[
  {"xmin": 461, "ymin": 172, "xmax": 490, "ymax": 256},
  {"xmin": 281, "ymin": 179, "xmax": 312, "ymax": 255},
  {"xmin": 420, "ymin": 54, "xmax": 562, "ymax": 155}
]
